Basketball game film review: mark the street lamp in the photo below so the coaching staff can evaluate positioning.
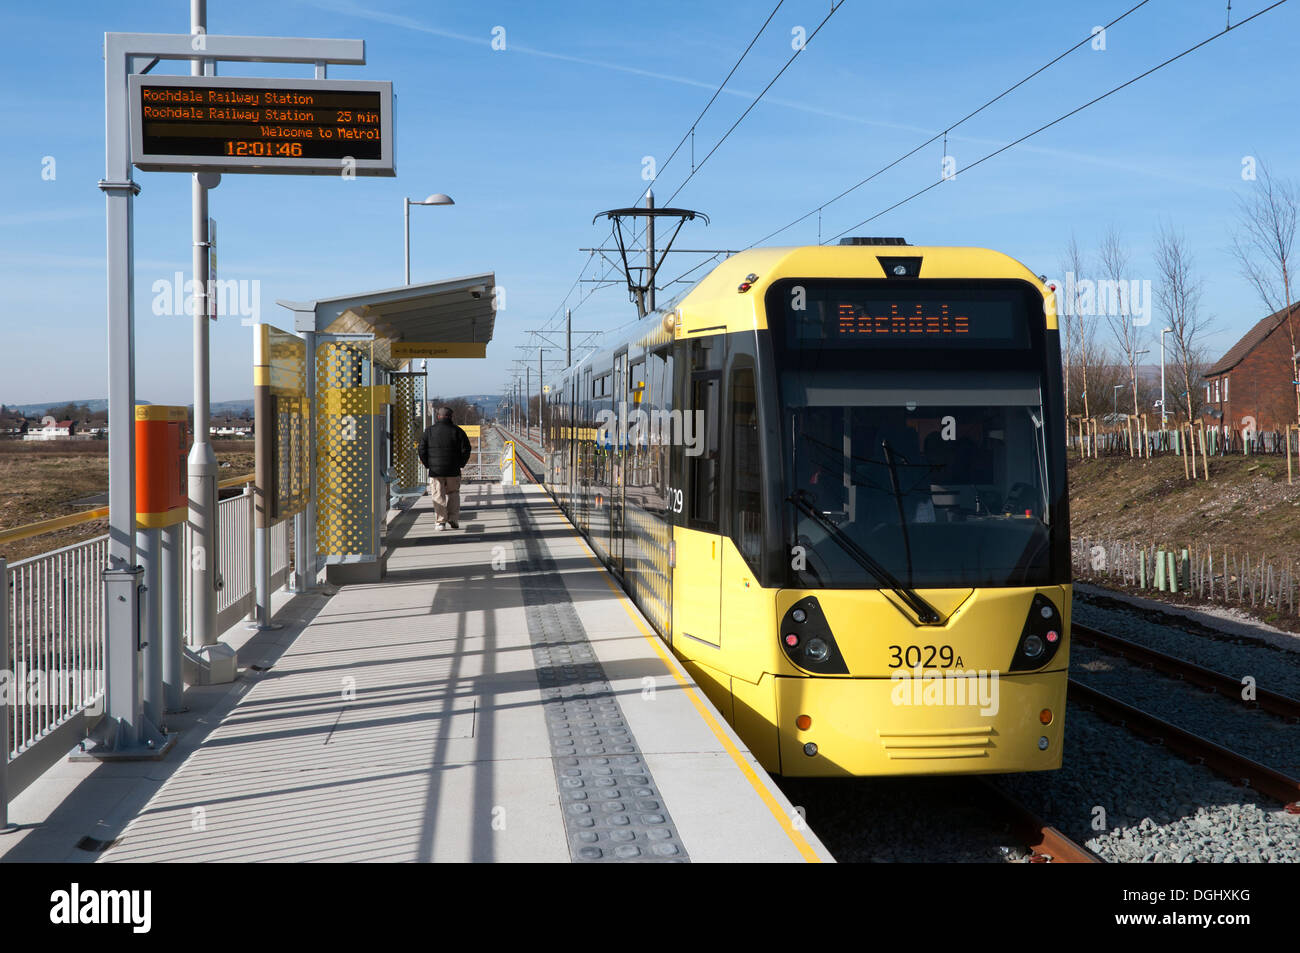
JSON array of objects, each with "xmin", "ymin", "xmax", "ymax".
[
  {"xmin": 404, "ymin": 193, "xmax": 454, "ymax": 284},
  {"xmin": 1160, "ymin": 327, "xmax": 1173, "ymax": 427},
  {"xmin": 1113, "ymin": 383, "xmax": 1126, "ymax": 418}
]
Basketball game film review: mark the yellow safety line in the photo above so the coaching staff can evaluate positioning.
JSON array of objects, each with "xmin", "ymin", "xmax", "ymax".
[{"xmin": 520, "ymin": 478, "xmax": 823, "ymax": 863}]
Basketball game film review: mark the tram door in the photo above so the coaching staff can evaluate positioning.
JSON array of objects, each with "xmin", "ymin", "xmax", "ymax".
[
  {"xmin": 673, "ymin": 339, "xmax": 723, "ymax": 647},
  {"xmin": 608, "ymin": 351, "xmax": 627, "ymax": 575}
]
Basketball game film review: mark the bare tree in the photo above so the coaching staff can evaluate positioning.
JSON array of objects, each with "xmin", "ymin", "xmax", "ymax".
[
  {"xmin": 1098, "ymin": 227, "xmax": 1145, "ymax": 419},
  {"xmin": 1153, "ymin": 222, "xmax": 1212, "ymax": 425},
  {"xmin": 1230, "ymin": 160, "xmax": 1298, "ymax": 426},
  {"xmin": 1058, "ymin": 237, "xmax": 1075, "ymax": 416},
  {"xmin": 1061, "ymin": 234, "xmax": 1100, "ymax": 419}
]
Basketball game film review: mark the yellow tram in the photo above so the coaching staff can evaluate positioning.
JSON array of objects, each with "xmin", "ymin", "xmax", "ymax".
[{"xmin": 541, "ymin": 239, "xmax": 1070, "ymax": 776}]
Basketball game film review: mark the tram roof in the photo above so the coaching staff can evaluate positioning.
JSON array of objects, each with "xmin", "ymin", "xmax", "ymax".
[{"xmin": 277, "ymin": 272, "xmax": 497, "ymax": 370}]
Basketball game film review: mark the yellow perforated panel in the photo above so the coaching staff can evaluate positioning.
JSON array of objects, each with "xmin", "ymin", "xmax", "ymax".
[
  {"xmin": 266, "ymin": 326, "xmax": 309, "ymax": 521},
  {"xmin": 390, "ymin": 372, "xmax": 427, "ymax": 488},
  {"xmin": 316, "ymin": 339, "xmax": 376, "ymax": 559}
]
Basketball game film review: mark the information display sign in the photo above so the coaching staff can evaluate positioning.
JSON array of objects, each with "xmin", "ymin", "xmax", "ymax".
[{"xmin": 129, "ymin": 75, "xmax": 394, "ymax": 176}]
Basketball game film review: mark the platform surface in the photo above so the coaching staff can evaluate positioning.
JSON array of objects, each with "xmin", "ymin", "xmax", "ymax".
[{"xmin": 1, "ymin": 482, "xmax": 830, "ymax": 863}]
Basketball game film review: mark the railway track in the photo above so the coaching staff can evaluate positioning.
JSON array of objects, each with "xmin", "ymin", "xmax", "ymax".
[
  {"xmin": 1070, "ymin": 620, "xmax": 1300, "ymax": 811},
  {"xmin": 976, "ymin": 780, "xmax": 1102, "ymax": 863},
  {"xmin": 1073, "ymin": 622, "xmax": 1300, "ymax": 722}
]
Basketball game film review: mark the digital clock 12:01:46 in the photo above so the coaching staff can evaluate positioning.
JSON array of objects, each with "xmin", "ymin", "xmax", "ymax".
[{"xmin": 224, "ymin": 141, "xmax": 304, "ymax": 157}]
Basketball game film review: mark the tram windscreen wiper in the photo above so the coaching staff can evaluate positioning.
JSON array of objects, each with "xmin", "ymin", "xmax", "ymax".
[
  {"xmin": 880, "ymin": 438, "xmax": 915, "ymax": 587},
  {"xmin": 787, "ymin": 490, "xmax": 943, "ymax": 625}
]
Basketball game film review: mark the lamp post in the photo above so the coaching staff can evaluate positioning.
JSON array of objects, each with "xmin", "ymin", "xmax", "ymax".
[
  {"xmin": 1160, "ymin": 327, "xmax": 1173, "ymax": 427},
  {"xmin": 404, "ymin": 193, "xmax": 454, "ymax": 284},
  {"xmin": 1113, "ymin": 383, "xmax": 1125, "ymax": 419}
]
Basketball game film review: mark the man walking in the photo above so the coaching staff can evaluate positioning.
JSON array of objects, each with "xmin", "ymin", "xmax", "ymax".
[{"xmin": 418, "ymin": 406, "xmax": 473, "ymax": 530}]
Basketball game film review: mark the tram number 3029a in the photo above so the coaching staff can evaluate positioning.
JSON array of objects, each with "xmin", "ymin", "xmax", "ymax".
[{"xmin": 888, "ymin": 645, "xmax": 962, "ymax": 669}]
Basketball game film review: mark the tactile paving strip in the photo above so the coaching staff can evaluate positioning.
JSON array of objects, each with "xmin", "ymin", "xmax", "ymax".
[{"xmin": 504, "ymin": 486, "xmax": 689, "ymax": 863}]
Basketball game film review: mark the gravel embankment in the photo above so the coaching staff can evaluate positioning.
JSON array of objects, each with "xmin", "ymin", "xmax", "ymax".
[{"xmin": 993, "ymin": 703, "xmax": 1300, "ymax": 862}]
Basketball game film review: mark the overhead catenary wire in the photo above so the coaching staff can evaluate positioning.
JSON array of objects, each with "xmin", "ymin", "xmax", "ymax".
[
  {"xmin": 747, "ymin": 0, "xmax": 1156, "ymax": 248},
  {"xmin": 523, "ymin": 0, "xmax": 794, "ymax": 349},
  {"xmin": 640, "ymin": 0, "xmax": 787, "ymax": 206},
  {"xmin": 614, "ymin": 0, "xmax": 798, "ymax": 297},
  {"xmin": 661, "ymin": 0, "xmax": 848, "ymax": 209},
  {"xmin": 826, "ymin": 0, "xmax": 1290, "ymax": 242}
]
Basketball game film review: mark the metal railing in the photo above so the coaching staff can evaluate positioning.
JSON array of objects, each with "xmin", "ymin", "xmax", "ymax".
[
  {"xmin": 4, "ymin": 535, "xmax": 107, "ymax": 759},
  {"xmin": 179, "ymin": 487, "xmax": 291, "ymax": 638},
  {"xmin": 2, "ymin": 477, "xmax": 291, "ymax": 801}
]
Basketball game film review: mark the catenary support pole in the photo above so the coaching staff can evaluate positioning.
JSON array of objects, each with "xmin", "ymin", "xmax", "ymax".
[{"xmin": 646, "ymin": 190, "xmax": 656, "ymax": 313}]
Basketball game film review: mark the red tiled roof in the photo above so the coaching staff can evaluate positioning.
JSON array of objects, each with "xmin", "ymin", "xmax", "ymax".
[{"xmin": 1206, "ymin": 302, "xmax": 1300, "ymax": 377}]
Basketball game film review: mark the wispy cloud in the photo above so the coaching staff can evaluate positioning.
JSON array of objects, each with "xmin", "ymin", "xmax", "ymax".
[{"xmin": 297, "ymin": 0, "xmax": 1229, "ymax": 194}]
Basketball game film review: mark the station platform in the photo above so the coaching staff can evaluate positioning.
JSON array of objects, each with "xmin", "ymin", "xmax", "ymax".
[{"xmin": 1, "ymin": 482, "xmax": 830, "ymax": 863}]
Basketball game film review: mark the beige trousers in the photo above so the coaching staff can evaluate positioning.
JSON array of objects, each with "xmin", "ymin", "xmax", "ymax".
[{"xmin": 429, "ymin": 475, "xmax": 462, "ymax": 522}]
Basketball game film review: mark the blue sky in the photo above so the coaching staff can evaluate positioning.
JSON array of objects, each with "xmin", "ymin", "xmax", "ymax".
[{"xmin": 1, "ymin": 0, "xmax": 1298, "ymax": 407}]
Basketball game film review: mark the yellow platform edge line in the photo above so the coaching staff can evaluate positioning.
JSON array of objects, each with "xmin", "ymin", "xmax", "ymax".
[{"xmin": 526, "ymin": 485, "xmax": 824, "ymax": 864}]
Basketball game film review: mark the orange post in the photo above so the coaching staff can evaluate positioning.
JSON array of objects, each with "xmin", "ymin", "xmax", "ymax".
[{"xmin": 135, "ymin": 405, "xmax": 190, "ymax": 528}]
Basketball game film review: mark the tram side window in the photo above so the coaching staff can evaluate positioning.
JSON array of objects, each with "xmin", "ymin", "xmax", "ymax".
[
  {"xmin": 730, "ymin": 366, "xmax": 762, "ymax": 568},
  {"xmin": 688, "ymin": 374, "xmax": 720, "ymax": 527},
  {"xmin": 643, "ymin": 348, "xmax": 673, "ymax": 515}
]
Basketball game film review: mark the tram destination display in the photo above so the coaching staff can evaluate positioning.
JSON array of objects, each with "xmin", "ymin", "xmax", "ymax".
[
  {"xmin": 779, "ymin": 280, "xmax": 1033, "ymax": 349},
  {"xmin": 129, "ymin": 75, "xmax": 394, "ymax": 176}
]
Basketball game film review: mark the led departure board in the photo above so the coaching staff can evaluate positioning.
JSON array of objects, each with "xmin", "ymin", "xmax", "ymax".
[
  {"xmin": 779, "ymin": 281, "xmax": 1031, "ymax": 349},
  {"xmin": 129, "ymin": 75, "xmax": 394, "ymax": 176}
]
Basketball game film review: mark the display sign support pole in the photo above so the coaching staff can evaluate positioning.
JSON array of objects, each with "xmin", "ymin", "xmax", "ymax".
[{"xmin": 90, "ymin": 29, "xmax": 367, "ymax": 760}]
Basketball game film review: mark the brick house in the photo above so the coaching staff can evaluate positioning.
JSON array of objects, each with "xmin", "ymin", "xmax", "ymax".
[{"xmin": 1203, "ymin": 302, "xmax": 1300, "ymax": 431}]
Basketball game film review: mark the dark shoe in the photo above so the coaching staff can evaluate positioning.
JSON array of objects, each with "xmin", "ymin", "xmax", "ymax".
[{"xmin": 449, "ymin": 520, "xmax": 459, "ymax": 529}]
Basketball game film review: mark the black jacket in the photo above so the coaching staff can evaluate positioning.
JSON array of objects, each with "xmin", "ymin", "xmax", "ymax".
[{"xmin": 419, "ymin": 419, "xmax": 472, "ymax": 477}]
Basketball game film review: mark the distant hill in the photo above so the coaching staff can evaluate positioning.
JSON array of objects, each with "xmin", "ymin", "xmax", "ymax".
[
  {"xmin": 4, "ymin": 398, "xmax": 255, "ymax": 418},
  {"xmin": 8, "ymin": 399, "xmax": 116, "ymax": 416},
  {"xmin": 444, "ymin": 394, "xmax": 503, "ymax": 420}
]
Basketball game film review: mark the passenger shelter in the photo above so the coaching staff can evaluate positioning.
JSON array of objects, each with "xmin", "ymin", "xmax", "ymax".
[{"xmin": 270, "ymin": 274, "xmax": 496, "ymax": 585}]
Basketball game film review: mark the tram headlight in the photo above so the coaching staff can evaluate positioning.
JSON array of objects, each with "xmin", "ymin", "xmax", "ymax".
[
  {"xmin": 779, "ymin": 598, "xmax": 848, "ymax": 674},
  {"xmin": 1009, "ymin": 595, "xmax": 1065, "ymax": 672},
  {"xmin": 805, "ymin": 638, "xmax": 830, "ymax": 663}
]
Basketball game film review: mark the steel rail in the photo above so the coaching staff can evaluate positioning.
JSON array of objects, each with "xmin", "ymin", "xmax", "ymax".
[
  {"xmin": 1069, "ymin": 680, "xmax": 1300, "ymax": 810},
  {"xmin": 976, "ymin": 779, "xmax": 1103, "ymax": 863},
  {"xmin": 1073, "ymin": 622, "xmax": 1300, "ymax": 722}
]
